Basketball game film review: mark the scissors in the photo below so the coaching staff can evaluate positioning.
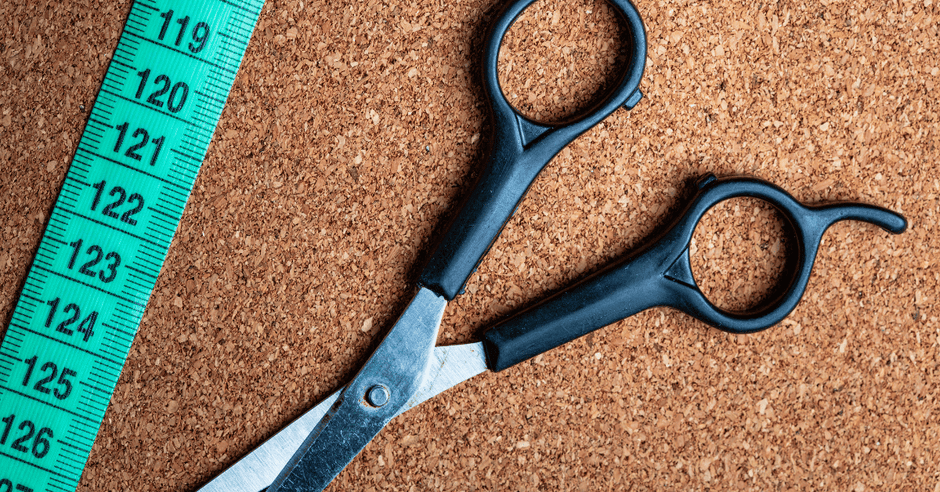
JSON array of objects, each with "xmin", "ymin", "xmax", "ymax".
[{"xmin": 197, "ymin": 0, "xmax": 906, "ymax": 490}]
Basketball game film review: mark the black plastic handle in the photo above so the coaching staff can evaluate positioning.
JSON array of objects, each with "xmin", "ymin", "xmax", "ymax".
[
  {"xmin": 482, "ymin": 174, "xmax": 907, "ymax": 371},
  {"xmin": 418, "ymin": 0, "xmax": 647, "ymax": 300}
]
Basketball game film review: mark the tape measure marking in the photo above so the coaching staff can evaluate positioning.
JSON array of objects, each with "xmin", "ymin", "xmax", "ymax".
[{"xmin": 0, "ymin": 0, "xmax": 264, "ymax": 490}]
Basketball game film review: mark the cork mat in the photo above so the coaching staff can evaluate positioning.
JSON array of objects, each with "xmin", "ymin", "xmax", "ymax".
[{"xmin": 1, "ymin": 0, "xmax": 937, "ymax": 490}]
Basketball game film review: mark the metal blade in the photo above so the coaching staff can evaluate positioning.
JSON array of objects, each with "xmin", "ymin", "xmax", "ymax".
[
  {"xmin": 196, "ymin": 342, "xmax": 488, "ymax": 492},
  {"xmin": 268, "ymin": 287, "xmax": 447, "ymax": 492},
  {"xmin": 401, "ymin": 342, "xmax": 488, "ymax": 413},
  {"xmin": 197, "ymin": 390, "xmax": 342, "ymax": 492}
]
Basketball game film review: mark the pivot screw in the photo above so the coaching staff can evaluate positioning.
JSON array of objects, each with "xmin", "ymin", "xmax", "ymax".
[{"xmin": 366, "ymin": 385, "xmax": 390, "ymax": 407}]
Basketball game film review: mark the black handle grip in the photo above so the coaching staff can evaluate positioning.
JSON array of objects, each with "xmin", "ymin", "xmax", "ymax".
[
  {"xmin": 418, "ymin": 0, "xmax": 647, "ymax": 300},
  {"xmin": 482, "ymin": 174, "xmax": 907, "ymax": 371}
]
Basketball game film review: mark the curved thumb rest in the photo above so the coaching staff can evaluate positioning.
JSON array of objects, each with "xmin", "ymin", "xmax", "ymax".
[
  {"xmin": 482, "ymin": 174, "xmax": 907, "ymax": 372},
  {"xmin": 811, "ymin": 202, "xmax": 907, "ymax": 236}
]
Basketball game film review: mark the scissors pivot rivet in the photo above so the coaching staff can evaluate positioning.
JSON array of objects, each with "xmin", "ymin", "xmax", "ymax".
[{"xmin": 365, "ymin": 385, "xmax": 390, "ymax": 407}]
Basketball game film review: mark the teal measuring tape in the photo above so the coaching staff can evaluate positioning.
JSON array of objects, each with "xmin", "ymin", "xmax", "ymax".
[{"xmin": 0, "ymin": 1, "xmax": 263, "ymax": 489}]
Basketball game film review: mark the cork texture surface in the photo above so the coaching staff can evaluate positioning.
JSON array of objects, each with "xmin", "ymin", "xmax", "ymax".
[{"xmin": 1, "ymin": 0, "xmax": 938, "ymax": 490}]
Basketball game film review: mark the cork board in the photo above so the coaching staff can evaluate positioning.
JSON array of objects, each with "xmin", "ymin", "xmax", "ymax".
[{"xmin": 1, "ymin": 0, "xmax": 937, "ymax": 490}]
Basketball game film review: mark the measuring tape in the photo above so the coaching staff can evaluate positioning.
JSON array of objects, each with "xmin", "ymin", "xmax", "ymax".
[{"xmin": 0, "ymin": 0, "xmax": 263, "ymax": 489}]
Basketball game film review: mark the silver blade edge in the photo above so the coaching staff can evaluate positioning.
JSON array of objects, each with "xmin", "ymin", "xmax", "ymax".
[
  {"xmin": 400, "ymin": 341, "xmax": 488, "ymax": 414},
  {"xmin": 267, "ymin": 287, "xmax": 448, "ymax": 491},
  {"xmin": 196, "ymin": 342, "xmax": 487, "ymax": 492}
]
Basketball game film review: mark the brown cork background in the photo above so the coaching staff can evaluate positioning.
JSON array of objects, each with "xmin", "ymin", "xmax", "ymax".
[{"xmin": 1, "ymin": 0, "xmax": 938, "ymax": 490}]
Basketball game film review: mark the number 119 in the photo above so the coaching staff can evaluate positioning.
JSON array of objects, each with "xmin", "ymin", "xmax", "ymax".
[{"xmin": 157, "ymin": 10, "xmax": 211, "ymax": 53}]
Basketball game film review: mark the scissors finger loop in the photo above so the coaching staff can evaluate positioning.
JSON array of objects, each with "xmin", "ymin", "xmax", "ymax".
[
  {"xmin": 419, "ymin": 0, "xmax": 648, "ymax": 300},
  {"xmin": 665, "ymin": 175, "xmax": 907, "ymax": 333},
  {"xmin": 482, "ymin": 0, "xmax": 647, "ymax": 150}
]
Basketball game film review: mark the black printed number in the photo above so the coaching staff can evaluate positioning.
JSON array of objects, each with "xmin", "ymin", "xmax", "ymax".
[
  {"xmin": 0, "ymin": 478, "xmax": 33, "ymax": 492},
  {"xmin": 44, "ymin": 297, "xmax": 96, "ymax": 342},
  {"xmin": 67, "ymin": 238, "xmax": 120, "ymax": 284},
  {"xmin": 135, "ymin": 69, "xmax": 189, "ymax": 113},
  {"xmin": 113, "ymin": 122, "xmax": 164, "ymax": 166},
  {"xmin": 22, "ymin": 357, "xmax": 76, "ymax": 400},
  {"xmin": 91, "ymin": 180, "xmax": 145, "ymax": 226},
  {"xmin": 0, "ymin": 415, "xmax": 53, "ymax": 460},
  {"xmin": 158, "ymin": 10, "xmax": 211, "ymax": 53}
]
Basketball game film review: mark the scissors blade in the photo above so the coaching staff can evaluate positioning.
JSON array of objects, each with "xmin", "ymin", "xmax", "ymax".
[
  {"xmin": 401, "ymin": 342, "xmax": 488, "ymax": 412},
  {"xmin": 266, "ymin": 287, "xmax": 447, "ymax": 492},
  {"xmin": 197, "ymin": 342, "xmax": 487, "ymax": 492},
  {"xmin": 197, "ymin": 389, "xmax": 342, "ymax": 492}
]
